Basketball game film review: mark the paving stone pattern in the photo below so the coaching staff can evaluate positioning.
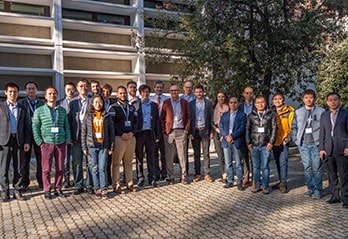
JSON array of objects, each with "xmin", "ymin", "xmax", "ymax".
[{"xmin": 1, "ymin": 151, "xmax": 348, "ymax": 238}]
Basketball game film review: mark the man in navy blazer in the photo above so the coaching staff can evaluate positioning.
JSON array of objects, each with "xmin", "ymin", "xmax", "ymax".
[
  {"xmin": 219, "ymin": 96, "xmax": 247, "ymax": 189},
  {"xmin": 319, "ymin": 92, "xmax": 348, "ymax": 208}
]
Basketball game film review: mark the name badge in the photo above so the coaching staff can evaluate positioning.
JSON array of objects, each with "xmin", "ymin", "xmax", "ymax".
[
  {"xmin": 51, "ymin": 127, "xmax": 59, "ymax": 133},
  {"xmin": 257, "ymin": 127, "xmax": 265, "ymax": 133},
  {"xmin": 95, "ymin": 132, "xmax": 102, "ymax": 139},
  {"xmin": 305, "ymin": 128, "xmax": 312, "ymax": 134},
  {"xmin": 174, "ymin": 116, "xmax": 179, "ymax": 122},
  {"xmin": 125, "ymin": 121, "xmax": 131, "ymax": 127}
]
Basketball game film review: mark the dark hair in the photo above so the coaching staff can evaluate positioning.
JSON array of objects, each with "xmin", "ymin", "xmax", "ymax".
[
  {"xmin": 45, "ymin": 86, "xmax": 58, "ymax": 95},
  {"xmin": 24, "ymin": 81, "xmax": 38, "ymax": 89},
  {"xmin": 5, "ymin": 82, "xmax": 19, "ymax": 92},
  {"xmin": 90, "ymin": 80, "xmax": 100, "ymax": 86},
  {"xmin": 193, "ymin": 84, "xmax": 204, "ymax": 91},
  {"xmin": 64, "ymin": 82, "xmax": 76, "ymax": 89},
  {"xmin": 255, "ymin": 95, "xmax": 267, "ymax": 101},
  {"xmin": 153, "ymin": 80, "xmax": 164, "ymax": 88},
  {"xmin": 89, "ymin": 95, "xmax": 105, "ymax": 113},
  {"xmin": 229, "ymin": 96, "xmax": 239, "ymax": 101},
  {"xmin": 139, "ymin": 84, "xmax": 151, "ymax": 93},
  {"xmin": 272, "ymin": 92, "xmax": 284, "ymax": 100},
  {"xmin": 78, "ymin": 78, "xmax": 89, "ymax": 85},
  {"xmin": 213, "ymin": 91, "xmax": 228, "ymax": 108},
  {"xmin": 302, "ymin": 89, "xmax": 316, "ymax": 99},
  {"xmin": 116, "ymin": 85, "xmax": 127, "ymax": 92},
  {"xmin": 102, "ymin": 84, "xmax": 113, "ymax": 93},
  {"xmin": 326, "ymin": 92, "xmax": 341, "ymax": 100},
  {"xmin": 127, "ymin": 80, "xmax": 137, "ymax": 87}
]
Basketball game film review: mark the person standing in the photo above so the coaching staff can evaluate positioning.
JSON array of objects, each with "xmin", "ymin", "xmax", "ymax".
[
  {"xmin": 68, "ymin": 79, "xmax": 93, "ymax": 195},
  {"xmin": 19, "ymin": 81, "xmax": 45, "ymax": 190},
  {"xmin": 110, "ymin": 86, "xmax": 138, "ymax": 193},
  {"xmin": 135, "ymin": 84, "xmax": 161, "ymax": 187},
  {"xmin": 189, "ymin": 85, "xmax": 213, "ymax": 183},
  {"xmin": 219, "ymin": 96, "xmax": 247, "ymax": 190},
  {"xmin": 246, "ymin": 95, "xmax": 277, "ymax": 194},
  {"xmin": 90, "ymin": 80, "xmax": 101, "ymax": 96},
  {"xmin": 57, "ymin": 82, "xmax": 76, "ymax": 188},
  {"xmin": 212, "ymin": 91, "xmax": 229, "ymax": 183},
  {"xmin": 150, "ymin": 80, "xmax": 169, "ymax": 180},
  {"xmin": 81, "ymin": 95, "xmax": 114, "ymax": 199},
  {"xmin": 272, "ymin": 93, "xmax": 294, "ymax": 193},
  {"xmin": 319, "ymin": 92, "xmax": 348, "ymax": 208},
  {"xmin": 239, "ymin": 86, "xmax": 255, "ymax": 186},
  {"xmin": 0, "ymin": 82, "xmax": 30, "ymax": 202},
  {"xmin": 32, "ymin": 87, "xmax": 71, "ymax": 199},
  {"xmin": 292, "ymin": 89, "xmax": 325, "ymax": 199},
  {"xmin": 161, "ymin": 85, "xmax": 191, "ymax": 184}
]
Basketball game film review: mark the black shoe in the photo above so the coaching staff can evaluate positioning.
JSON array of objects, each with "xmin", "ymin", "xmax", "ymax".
[
  {"xmin": 237, "ymin": 184, "xmax": 244, "ymax": 191},
  {"xmin": 22, "ymin": 186, "xmax": 29, "ymax": 192},
  {"xmin": 13, "ymin": 190, "xmax": 25, "ymax": 201},
  {"xmin": 224, "ymin": 182, "xmax": 233, "ymax": 188},
  {"xmin": 167, "ymin": 179, "xmax": 175, "ymax": 185},
  {"xmin": 343, "ymin": 204, "xmax": 348, "ymax": 209},
  {"xmin": 138, "ymin": 179, "xmax": 145, "ymax": 188},
  {"xmin": 63, "ymin": 181, "xmax": 72, "ymax": 189},
  {"xmin": 54, "ymin": 190, "xmax": 66, "ymax": 198},
  {"xmin": 327, "ymin": 197, "xmax": 341, "ymax": 204},
  {"xmin": 38, "ymin": 184, "xmax": 43, "ymax": 190},
  {"xmin": 1, "ymin": 195, "xmax": 9, "ymax": 203},
  {"xmin": 151, "ymin": 180, "xmax": 158, "ymax": 187},
  {"xmin": 44, "ymin": 191, "xmax": 52, "ymax": 200},
  {"xmin": 86, "ymin": 188, "xmax": 94, "ymax": 194},
  {"xmin": 73, "ymin": 188, "xmax": 85, "ymax": 195}
]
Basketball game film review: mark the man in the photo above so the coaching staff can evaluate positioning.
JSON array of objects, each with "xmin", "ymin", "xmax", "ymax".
[
  {"xmin": 90, "ymin": 80, "xmax": 101, "ymax": 96},
  {"xmin": 246, "ymin": 95, "xmax": 277, "ymax": 194},
  {"xmin": 272, "ymin": 92, "xmax": 294, "ymax": 193},
  {"xmin": 19, "ymin": 81, "xmax": 45, "ymax": 190},
  {"xmin": 32, "ymin": 87, "xmax": 71, "ymax": 199},
  {"xmin": 219, "ymin": 96, "xmax": 247, "ymax": 190},
  {"xmin": 110, "ymin": 86, "xmax": 138, "ymax": 193},
  {"xmin": 150, "ymin": 80, "xmax": 169, "ymax": 180},
  {"xmin": 68, "ymin": 79, "xmax": 93, "ymax": 195},
  {"xmin": 180, "ymin": 81, "xmax": 196, "ymax": 103},
  {"xmin": 0, "ymin": 82, "xmax": 30, "ymax": 202},
  {"xmin": 135, "ymin": 84, "xmax": 161, "ymax": 187},
  {"xmin": 101, "ymin": 84, "xmax": 117, "ymax": 186},
  {"xmin": 239, "ymin": 86, "xmax": 255, "ymax": 187},
  {"xmin": 57, "ymin": 82, "xmax": 76, "ymax": 188},
  {"xmin": 127, "ymin": 80, "xmax": 141, "ymax": 112},
  {"xmin": 319, "ymin": 92, "xmax": 348, "ymax": 208},
  {"xmin": 292, "ymin": 89, "xmax": 325, "ymax": 199},
  {"xmin": 161, "ymin": 85, "xmax": 191, "ymax": 184},
  {"xmin": 189, "ymin": 85, "xmax": 213, "ymax": 183}
]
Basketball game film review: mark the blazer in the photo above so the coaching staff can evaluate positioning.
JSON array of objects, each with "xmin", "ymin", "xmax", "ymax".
[
  {"xmin": 0, "ymin": 101, "xmax": 30, "ymax": 147},
  {"xmin": 57, "ymin": 97, "xmax": 72, "ymax": 114},
  {"xmin": 319, "ymin": 108, "xmax": 348, "ymax": 156},
  {"xmin": 189, "ymin": 98, "xmax": 213, "ymax": 136},
  {"xmin": 68, "ymin": 96, "xmax": 91, "ymax": 142},
  {"xmin": 239, "ymin": 101, "xmax": 255, "ymax": 115},
  {"xmin": 219, "ymin": 110, "xmax": 247, "ymax": 149},
  {"xmin": 161, "ymin": 98, "xmax": 191, "ymax": 135},
  {"xmin": 136, "ymin": 101, "xmax": 161, "ymax": 141}
]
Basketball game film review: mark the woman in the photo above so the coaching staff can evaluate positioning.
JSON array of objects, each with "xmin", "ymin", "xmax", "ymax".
[
  {"xmin": 81, "ymin": 95, "xmax": 115, "ymax": 199},
  {"xmin": 211, "ymin": 91, "xmax": 229, "ymax": 183}
]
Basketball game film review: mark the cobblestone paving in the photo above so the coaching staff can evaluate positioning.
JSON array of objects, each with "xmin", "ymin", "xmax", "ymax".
[{"xmin": 1, "ymin": 150, "xmax": 348, "ymax": 238}]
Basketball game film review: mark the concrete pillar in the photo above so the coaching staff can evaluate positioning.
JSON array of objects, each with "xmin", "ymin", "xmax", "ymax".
[{"xmin": 135, "ymin": 0, "xmax": 146, "ymax": 87}]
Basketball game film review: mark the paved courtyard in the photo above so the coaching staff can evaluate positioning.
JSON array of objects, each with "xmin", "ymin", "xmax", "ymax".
[{"xmin": 1, "ymin": 149, "xmax": 348, "ymax": 239}]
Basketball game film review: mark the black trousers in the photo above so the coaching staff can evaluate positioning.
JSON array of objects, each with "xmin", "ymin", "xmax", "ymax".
[
  {"xmin": 326, "ymin": 154, "xmax": 348, "ymax": 205},
  {"xmin": 136, "ymin": 130, "xmax": 156, "ymax": 182},
  {"xmin": 22, "ymin": 140, "xmax": 42, "ymax": 187},
  {"xmin": 0, "ymin": 136, "xmax": 23, "ymax": 196},
  {"xmin": 154, "ymin": 133, "xmax": 166, "ymax": 179}
]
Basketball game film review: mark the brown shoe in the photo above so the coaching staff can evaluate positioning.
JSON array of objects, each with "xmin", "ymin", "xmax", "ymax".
[
  {"xmin": 193, "ymin": 175, "xmax": 201, "ymax": 182},
  {"xmin": 204, "ymin": 175, "xmax": 213, "ymax": 183},
  {"xmin": 242, "ymin": 179, "xmax": 250, "ymax": 186},
  {"xmin": 279, "ymin": 183, "xmax": 288, "ymax": 193},
  {"xmin": 181, "ymin": 177, "xmax": 188, "ymax": 185},
  {"xmin": 113, "ymin": 186, "xmax": 125, "ymax": 194},
  {"xmin": 222, "ymin": 173, "xmax": 227, "ymax": 183},
  {"xmin": 127, "ymin": 184, "xmax": 137, "ymax": 192}
]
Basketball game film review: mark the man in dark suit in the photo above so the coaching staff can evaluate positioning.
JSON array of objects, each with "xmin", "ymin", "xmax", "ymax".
[
  {"xmin": 18, "ymin": 81, "xmax": 45, "ymax": 190},
  {"xmin": 161, "ymin": 85, "xmax": 191, "ymax": 184},
  {"xmin": 57, "ymin": 81, "xmax": 76, "ymax": 188},
  {"xmin": 319, "ymin": 92, "xmax": 348, "ymax": 208},
  {"xmin": 0, "ymin": 82, "xmax": 30, "ymax": 202},
  {"xmin": 135, "ymin": 84, "xmax": 161, "ymax": 187},
  {"xmin": 189, "ymin": 84, "xmax": 213, "ymax": 183},
  {"xmin": 68, "ymin": 79, "xmax": 93, "ymax": 195}
]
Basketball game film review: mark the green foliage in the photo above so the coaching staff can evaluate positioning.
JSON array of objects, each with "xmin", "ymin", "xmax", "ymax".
[{"xmin": 316, "ymin": 38, "xmax": 348, "ymax": 108}]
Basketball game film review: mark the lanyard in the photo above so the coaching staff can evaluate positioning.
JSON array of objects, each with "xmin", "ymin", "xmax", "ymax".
[
  {"xmin": 26, "ymin": 98, "xmax": 36, "ymax": 113},
  {"xmin": 257, "ymin": 112, "xmax": 264, "ymax": 127},
  {"xmin": 118, "ymin": 102, "xmax": 129, "ymax": 121}
]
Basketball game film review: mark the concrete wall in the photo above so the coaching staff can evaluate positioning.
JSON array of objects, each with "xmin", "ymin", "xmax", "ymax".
[
  {"xmin": 0, "ymin": 23, "xmax": 51, "ymax": 39},
  {"xmin": 146, "ymin": 62, "xmax": 183, "ymax": 74},
  {"xmin": 63, "ymin": 29, "xmax": 131, "ymax": 45},
  {"xmin": 63, "ymin": 57, "xmax": 132, "ymax": 72},
  {"xmin": 0, "ymin": 53, "xmax": 52, "ymax": 68}
]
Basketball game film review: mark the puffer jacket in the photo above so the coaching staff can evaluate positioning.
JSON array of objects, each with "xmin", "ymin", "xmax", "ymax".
[
  {"xmin": 246, "ymin": 109, "xmax": 277, "ymax": 146},
  {"xmin": 274, "ymin": 105, "xmax": 294, "ymax": 146}
]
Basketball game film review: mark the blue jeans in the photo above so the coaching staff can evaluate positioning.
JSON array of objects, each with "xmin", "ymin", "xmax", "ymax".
[
  {"xmin": 223, "ymin": 144, "xmax": 243, "ymax": 184},
  {"xmin": 273, "ymin": 145, "xmax": 288, "ymax": 184},
  {"xmin": 298, "ymin": 144, "xmax": 322, "ymax": 191},
  {"xmin": 251, "ymin": 146, "xmax": 271, "ymax": 188},
  {"xmin": 89, "ymin": 146, "xmax": 108, "ymax": 190}
]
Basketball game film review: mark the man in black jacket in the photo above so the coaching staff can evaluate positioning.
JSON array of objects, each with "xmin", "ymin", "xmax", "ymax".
[{"xmin": 246, "ymin": 95, "xmax": 277, "ymax": 194}]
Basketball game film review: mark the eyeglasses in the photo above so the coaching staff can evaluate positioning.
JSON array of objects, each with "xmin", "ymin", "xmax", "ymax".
[{"xmin": 170, "ymin": 89, "xmax": 179, "ymax": 92}]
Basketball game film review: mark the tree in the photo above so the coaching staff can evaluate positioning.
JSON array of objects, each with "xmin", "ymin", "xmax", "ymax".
[
  {"xmin": 172, "ymin": 0, "xmax": 341, "ymax": 101},
  {"xmin": 316, "ymin": 37, "xmax": 348, "ymax": 108}
]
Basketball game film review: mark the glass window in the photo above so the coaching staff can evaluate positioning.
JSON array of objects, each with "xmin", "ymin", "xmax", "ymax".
[
  {"xmin": 97, "ymin": 13, "xmax": 130, "ymax": 25},
  {"xmin": 92, "ymin": 0, "xmax": 130, "ymax": 5},
  {"xmin": 62, "ymin": 9, "xmax": 93, "ymax": 21},
  {"xmin": 0, "ymin": 1, "xmax": 49, "ymax": 16}
]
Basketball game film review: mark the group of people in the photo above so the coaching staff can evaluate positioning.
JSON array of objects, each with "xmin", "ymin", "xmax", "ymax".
[{"xmin": 0, "ymin": 79, "xmax": 347, "ymax": 209}]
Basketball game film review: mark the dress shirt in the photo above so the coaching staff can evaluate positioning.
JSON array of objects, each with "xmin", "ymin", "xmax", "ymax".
[
  {"xmin": 195, "ymin": 100, "xmax": 205, "ymax": 128},
  {"xmin": 7, "ymin": 100, "xmax": 18, "ymax": 134},
  {"xmin": 229, "ymin": 111, "xmax": 237, "ymax": 134},
  {"xmin": 141, "ymin": 100, "xmax": 152, "ymax": 130},
  {"xmin": 150, "ymin": 94, "xmax": 169, "ymax": 115},
  {"xmin": 180, "ymin": 93, "xmax": 196, "ymax": 103},
  {"xmin": 243, "ymin": 102, "xmax": 253, "ymax": 116},
  {"xmin": 171, "ymin": 98, "xmax": 184, "ymax": 129}
]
